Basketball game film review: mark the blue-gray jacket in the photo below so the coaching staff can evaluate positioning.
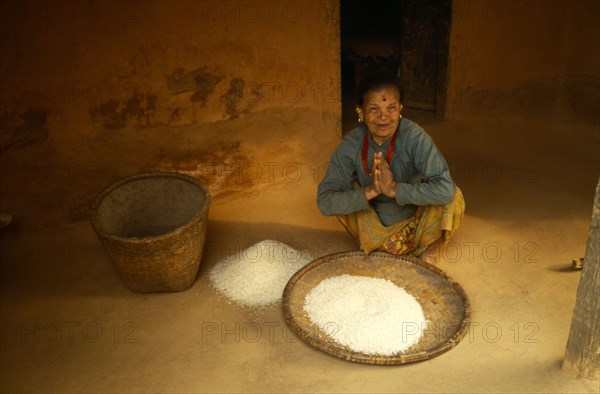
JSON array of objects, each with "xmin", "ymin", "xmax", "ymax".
[{"xmin": 317, "ymin": 119, "xmax": 455, "ymax": 226}]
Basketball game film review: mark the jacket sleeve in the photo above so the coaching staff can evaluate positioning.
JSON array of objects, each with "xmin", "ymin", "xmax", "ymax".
[
  {"xmin": 394, "ymin": 130, "xmax": 455, "ymax": 206},
  {"xmin": 317, "ymin": 142, "xmax": 370, "ymax": 216}
]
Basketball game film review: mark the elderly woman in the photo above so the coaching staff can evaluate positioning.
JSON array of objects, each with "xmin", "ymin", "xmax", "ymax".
[{"xmin": 317, "ymin": 72, "xmax": 464, "ymax": 263}]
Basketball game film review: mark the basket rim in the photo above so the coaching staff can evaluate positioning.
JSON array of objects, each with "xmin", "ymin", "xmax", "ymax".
[
  {"xmin": 89, "ymin": 171, "xmax": 210, "ymax": 243},
  {"xmin": 282, "ymin": 250, "xmax": 472, "ymax": 365}
]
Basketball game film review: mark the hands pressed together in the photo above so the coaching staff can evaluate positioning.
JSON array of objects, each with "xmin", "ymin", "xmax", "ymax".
[{"xmin": 365, "ymin": 152, "xmax": 397, "ymax": 200}]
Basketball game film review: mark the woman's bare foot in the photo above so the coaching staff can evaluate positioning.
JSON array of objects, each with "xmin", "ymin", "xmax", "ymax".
[{"xmin": 420, "ymin": 239, "xmax": 444, "ymax": 264}]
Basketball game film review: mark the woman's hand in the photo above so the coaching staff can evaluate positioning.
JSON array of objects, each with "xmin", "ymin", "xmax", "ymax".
[
  {"xmin": 364, "ymin": 152, "xmax": 382, "ymax": 200},
  {"xmin": 375, "ymin": 153, "xmax": 397, "ymax": 198},
  {"xmin": 364, "ymin": 152, "xmax": 396, "ymax": 200}
]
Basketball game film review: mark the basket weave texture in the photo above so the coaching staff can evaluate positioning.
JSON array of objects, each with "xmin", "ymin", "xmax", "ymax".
[
  {"xmin": 90, "ymin": 172, "xmax": 210, "ymax": 293},
  {"xmin": 283, "ymin": 251, "xmax": 471, "ymax": 365}
]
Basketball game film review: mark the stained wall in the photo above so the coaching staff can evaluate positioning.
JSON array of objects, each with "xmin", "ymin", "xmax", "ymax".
[
  {"xmin": 0, "ymin": 0, "xmax": 341, "ymax": 229},
  {"xmin": 0, "ymin": 1, "xmax": 340, "ymax": 129}
]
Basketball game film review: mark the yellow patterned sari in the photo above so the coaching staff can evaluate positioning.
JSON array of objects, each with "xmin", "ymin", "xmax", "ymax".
[{"xmin": 338, "ymin": 188, "xmax": 465, "ymax": 256}]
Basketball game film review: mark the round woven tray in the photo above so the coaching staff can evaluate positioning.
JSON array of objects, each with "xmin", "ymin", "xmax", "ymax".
[{"xmin": 282, "ymin": 251, "xmax": 471, "ymax": 365}]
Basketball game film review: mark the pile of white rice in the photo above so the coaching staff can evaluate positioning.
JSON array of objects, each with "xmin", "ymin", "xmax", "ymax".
[
  {"xmin": 304, "ymin": 274, "xmax": 427, "ymax": 356},
  {"xmin": 208, "ymin": 240, "xmax": 310, "ymax": 308}
]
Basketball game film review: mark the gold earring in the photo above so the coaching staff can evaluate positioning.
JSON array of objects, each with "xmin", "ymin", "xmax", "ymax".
[{"xmin": 355, "ymin": 107, "xmax": 363, "ymax": 123}]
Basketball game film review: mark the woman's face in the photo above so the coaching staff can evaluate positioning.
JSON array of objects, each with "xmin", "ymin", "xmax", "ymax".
[{"xmin": 362, "ymin": 86, "xmax": 402, "ymax": 143}]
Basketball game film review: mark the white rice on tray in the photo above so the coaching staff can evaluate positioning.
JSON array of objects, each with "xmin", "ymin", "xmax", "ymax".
[
  {"xmin": 304, "ymin": 274, "xmax": 427, "ymax": 356},
  {"xmin": 208, "ymin": 240, "xmax": 311, "ymax": 308}
]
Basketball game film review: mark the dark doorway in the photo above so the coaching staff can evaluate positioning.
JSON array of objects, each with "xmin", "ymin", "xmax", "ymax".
[{"xmin": 340, "ymin": 0, "xmax": 452, "ymax": 133}]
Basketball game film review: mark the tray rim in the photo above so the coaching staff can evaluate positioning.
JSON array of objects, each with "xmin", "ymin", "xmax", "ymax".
[{"xmin": 282, "ymin": 250, "xmax": 471, "ymax": 365}]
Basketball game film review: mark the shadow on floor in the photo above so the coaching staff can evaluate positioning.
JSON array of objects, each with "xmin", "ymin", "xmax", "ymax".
[{"xmin": 0, "ymin": 220, "xmax": 357, "ymax": 299}]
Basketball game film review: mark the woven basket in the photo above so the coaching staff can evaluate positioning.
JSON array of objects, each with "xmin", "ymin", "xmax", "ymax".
[
  {"xmin": 283, "ymin": 251, "xmax": 471, "ymax": 365},
  {"xmin": 90, "ymin": 172, "xmax": 210, "ymax": 293}
]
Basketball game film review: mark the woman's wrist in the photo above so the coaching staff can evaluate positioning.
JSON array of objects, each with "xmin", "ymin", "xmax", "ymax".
[
  {"xmin": 387, "ymin": 185, "xmax": 396, "ymax": 198},
  {"xmin": 364, "ymin": 185, "xmax": 379, "ymax": 200}
]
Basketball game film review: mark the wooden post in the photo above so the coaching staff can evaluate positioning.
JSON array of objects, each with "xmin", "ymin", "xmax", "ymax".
[{"xmin": 562, "ymin": 178, "xmax": 600, "ymax": 379}]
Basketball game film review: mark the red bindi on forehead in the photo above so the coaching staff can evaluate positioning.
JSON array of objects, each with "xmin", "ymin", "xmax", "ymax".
[{"xmin": 364, "ymin": 88, "xmax": 400, "ymax": 105}]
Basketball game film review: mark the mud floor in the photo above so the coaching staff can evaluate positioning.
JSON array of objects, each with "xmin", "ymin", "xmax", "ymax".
[{"xmin": 0, "ymin": 113, "xmax": 599, "ymax": 393}]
